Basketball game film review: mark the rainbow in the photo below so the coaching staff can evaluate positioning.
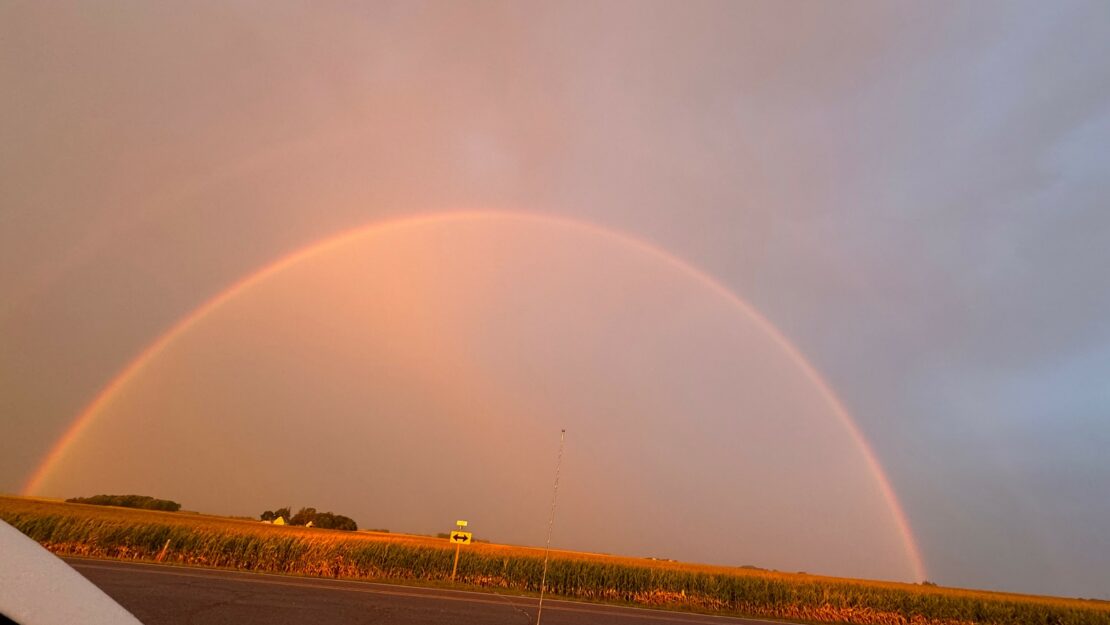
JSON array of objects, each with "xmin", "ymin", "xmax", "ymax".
[{"xmin": 22, "ymin": 210, "xmax": 927, "ymax": 581}]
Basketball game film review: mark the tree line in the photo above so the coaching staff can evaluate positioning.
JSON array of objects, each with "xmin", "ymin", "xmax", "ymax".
[
  {"xmin": 261, "ymin": 506, "xmax": 357, "ymax": 531},
  {"xmin": 66, "ymin": 494, "xmax": 181, "ymax": 512}
]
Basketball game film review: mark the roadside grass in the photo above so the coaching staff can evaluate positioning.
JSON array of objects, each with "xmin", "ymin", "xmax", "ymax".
[{"xmin": 2, "ymin": 496, "xmax": 1106, "ymax": 625}]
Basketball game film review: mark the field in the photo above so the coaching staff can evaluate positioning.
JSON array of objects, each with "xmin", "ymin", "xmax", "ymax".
[{"xmin": 2, "ymin": 496, "xmax": 1106, "ymax": 625}]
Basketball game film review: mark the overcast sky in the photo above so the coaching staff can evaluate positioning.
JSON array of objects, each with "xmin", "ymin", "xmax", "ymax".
[{"xmin": 2, "ymin": 1, "xmax": 1109, "ymax": 599}]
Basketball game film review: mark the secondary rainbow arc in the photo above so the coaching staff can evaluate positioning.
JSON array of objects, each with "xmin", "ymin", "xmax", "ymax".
[{"xmin": 23, "ymin": 210, "xmax": 928, "ymax": 581}]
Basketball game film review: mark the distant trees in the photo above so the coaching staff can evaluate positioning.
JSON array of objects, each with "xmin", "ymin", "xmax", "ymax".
[
  {"xmin": 66, "ymin": 494, "xmax": 181, "ymax": 512},
  {"xmin": 289, "ymin": 507, "xmax": 316, "ymax": 526},
  {"xmin": 261, "ymin": 507, "xmax": 292, "ymax": 522},
  {"xmin": 260, "ymin": 505, "xmax": 357, "ymax": 531},
  {"xmin": 316, "ymin": 513, "xmax": 358, "ymax": 531}
]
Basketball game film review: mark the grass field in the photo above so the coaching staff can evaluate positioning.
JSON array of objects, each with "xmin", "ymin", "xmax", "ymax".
[{"xmin": 2, "ymin": 496, "xmax": 1106, "ymax": 625}]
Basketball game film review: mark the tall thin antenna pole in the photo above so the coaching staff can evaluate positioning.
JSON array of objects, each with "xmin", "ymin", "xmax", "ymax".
[{"xmin": 535, "ymin": 428, "xmax": 565, "ymax": 625}]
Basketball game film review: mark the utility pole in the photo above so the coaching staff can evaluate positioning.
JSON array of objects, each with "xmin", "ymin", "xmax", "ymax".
[{"xmin": 535, "ymin": 429, "xmax": 565, "ymax": 625}]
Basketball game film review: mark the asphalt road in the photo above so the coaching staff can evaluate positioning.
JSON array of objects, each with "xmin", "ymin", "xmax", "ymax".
[{"xmin": 69, "ymin": 559, "xmax": 780, "ymax": 625}]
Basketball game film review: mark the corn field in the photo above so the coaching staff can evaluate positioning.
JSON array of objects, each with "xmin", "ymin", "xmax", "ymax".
[{"xmin": 2, "ymin": 497, "xmax": 1106, "ymax": 625}]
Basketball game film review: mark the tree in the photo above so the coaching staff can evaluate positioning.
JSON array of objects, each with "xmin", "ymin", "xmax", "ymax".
[
  {"xmin": 261, "ymin": 505, "xmax": 356, "ymax": 531},
  {"xmin": 309, "ymin": 512, "xmax": 357, "ymax": 531},
  {"xmin": 289, "ymin": 507, "xmax": 317, "ymax": 526},
  {"xmin": 331, "ymin": 514, "xmax": 357, "ymax": 531},
  {"xmin": 66, "ymin": 494, "xmax": 181, "ymax": 512}
]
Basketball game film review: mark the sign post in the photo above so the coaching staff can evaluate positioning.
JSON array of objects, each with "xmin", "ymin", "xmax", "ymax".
[{"xmin": 450, "ymin": 520, "xmax": 471, "ymax": 582}]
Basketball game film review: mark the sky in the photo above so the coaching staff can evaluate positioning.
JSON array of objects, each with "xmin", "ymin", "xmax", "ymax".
[{"xmin": 2, "ymin": 0, "xmax": 1109, "ymax": 599}]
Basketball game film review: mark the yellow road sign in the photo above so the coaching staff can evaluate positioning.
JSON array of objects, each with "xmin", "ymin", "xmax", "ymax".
[
  {"xmin": 456, "ymin": 520, "xmax": 468, "ymax": 527},
  {"xmin": 449, "ymin": 531, "xmax": 472, "ymax": 544}
]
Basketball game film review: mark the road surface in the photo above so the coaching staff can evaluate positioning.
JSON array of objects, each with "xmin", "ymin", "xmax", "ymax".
[{"xmin": 69, "ymin": 558, "xmax": 782, "ymax": 625}]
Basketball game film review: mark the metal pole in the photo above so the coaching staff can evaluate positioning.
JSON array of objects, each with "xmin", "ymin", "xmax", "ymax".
[
  {"xmin": 451, "ymin": 541, "xmax": 461, "ymax": 582},
  {"xmin": 535, "ymin": 429, "xmax": 565, "ymax": 625}
]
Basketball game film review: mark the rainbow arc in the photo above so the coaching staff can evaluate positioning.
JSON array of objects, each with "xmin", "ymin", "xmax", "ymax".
[{"xmin": 23, "ymin": 210, "xmax": 927, "ymax": 582}]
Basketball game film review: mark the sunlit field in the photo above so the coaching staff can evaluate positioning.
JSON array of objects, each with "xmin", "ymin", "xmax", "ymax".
[{"xmin": 2, "ymin": 497, "xmax": 1105, "ymax": 625}]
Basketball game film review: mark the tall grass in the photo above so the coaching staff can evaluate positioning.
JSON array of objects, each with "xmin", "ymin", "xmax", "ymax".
[{"xmin": 2, "ymin": 497, "xmax": 1106, "ymax": 625}]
